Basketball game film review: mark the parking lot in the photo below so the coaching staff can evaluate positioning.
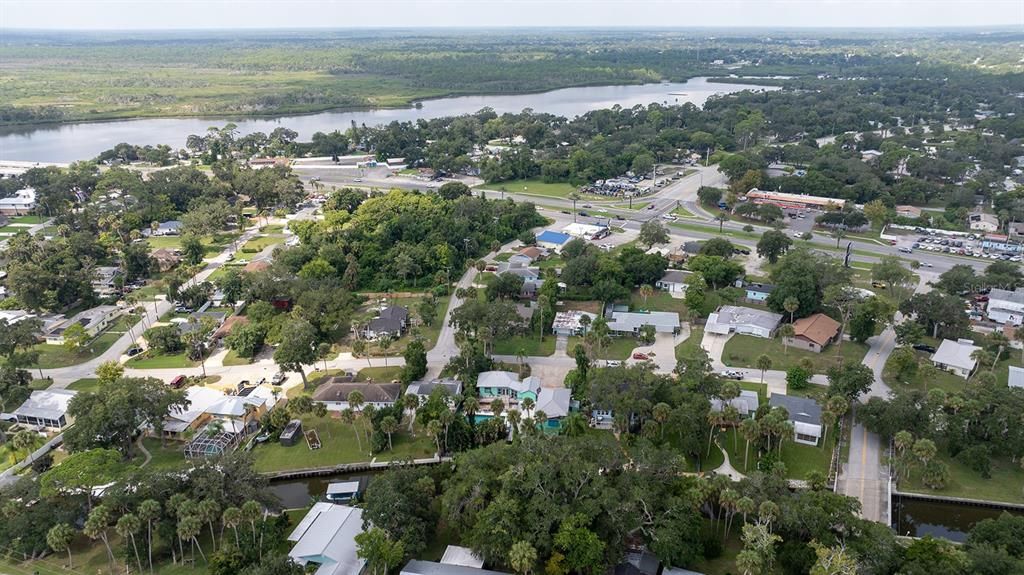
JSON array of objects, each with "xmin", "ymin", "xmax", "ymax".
[{"xmin": 898, "ymin": 232, "xmax": 1023, "ymax": 263}]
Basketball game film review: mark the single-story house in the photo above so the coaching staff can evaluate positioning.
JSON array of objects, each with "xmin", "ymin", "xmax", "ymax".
[
  {"xmin": 969, "ymin": 212, "xmax": 999, "ymax": 232},
  {"xmin": 7, "ymin": 389, "xmax": 77, "ymax": 431},
  {"xmin": 0, "ymin": 309, "xmax": 35, "ymax": 325},
  {"xmin": 860, "ymin": 149, "xmax": 883, "ymax": 161},
  {"xmin": 785, "ymin": 313, "xmax": 841, "ymax": 353},
  {"xmin": 535, "ymin": 387, "xmax": 572, "ymax": 420},
  {"xmin": 495, "ymin": 263, "xmax": 545, "ymax": 298},
  {"xmin": 706, "ymin": 305, "xmax": 783, "ymax": 339},
  {"xmin": 439, "ymin": 546, "xmax": 484, "ymax": 569},
  {"xmin": 710, "ymin": 389, "xmax": 760, "ymax": 417},
  {"xmin": 151, "ymin": 248, "xmax": 181, "ymax": 272},
  {"xmin": 401, "ymin": 560, "xmax": 509, "ymax": 575},
  {"xmin": 986, "ymin": 288, "xmax": 1024, "ymax": 326},
  {"xmin": 92, "ymin": 266, "xmax": 122, "ymax": 296},
  {"xmin": 406, "ymin": 378, "xmax": 463, "ymax": 403},
  {"xmin": 607, "ymin": 310, "xmax": 681, "ymax": 335},
  {"xmin": 159, "ymin": 386, "xmax": 226, "ymax": 439},
  {"xmin": 743, "ymin": 282, "xmax": 775, "ymax": 303},
  {"xmin": 1008, "ymin": 366, "xmax": 1024, "ymax": 389},
  {"xmin": 769, "ymin": 394, "xmax": 823, "ymax": 446},
  {"xmin": 178, "ymin": 311, "xmax": 228, "ymax": 335},
  {"xmin": 551, "ymin": 310, "xmax": 597, "ymax": 336},
  {"xmin": 362, "ymin": 305, "xmax": 409, "ymax": 340},
  {"xmin": 536, "ymin": 230, "xmax": 572, "ymax": 252},
  {"xmin": 517, "ymin": 246, "xmax": 548, "ymax": 261},
  {"xmin": 313, "ymin": 380, "xmax": 402, "ymax": 411},
  {"xmin": 204, "ymin": 394, "xmax": 268, "ymax": 434},
  {"xmin": 932, "ymin": 338, "xmax": 982, "ymax": 378},
  {"xmin": 44, "ymin": 305, "xmax": 122, "ymax": 345},
  {"xmin": 0, "ymin": 188, "xmax": 36, "ymax": 215},
  {"xmin": 213, "ymin": 315, "xmax": 249, "ymax": 341},
  {"xmin": 656, "ymin": 270, "xmax": 692, "ymax": 294},
  {"xmin": 145, "ymin": 220, "xmax": 183, "ymax": 237},
  {"xmin": 288, "ymin": 503, "xmax": 367, "ymax": 575}
]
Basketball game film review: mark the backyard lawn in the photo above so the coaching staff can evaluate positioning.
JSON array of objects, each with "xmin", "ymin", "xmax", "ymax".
[
  {"xmin": 223, "ymin": 348, "xmax": 257, "ymax": 366},
  {"xmin": 146, "ymin": 231, "xmax": 240, "ymax": 256},
  {"xmin": 128, "ymin": 351, "xmax": 197, "ymax": 369},
  {"xmin": 899, "ymin": 450, "xmax": 1024, "ymax": 504},
  {"xmin": 9, "ymin": 215, "xmax": 46, "ymax": 224},
  {"xmin": 355, "ymin": 366, "xmax": 404, "ymax": 382},
  {"xmin": 252, "ymin": 414, "xmax": 435, "ymax": 472},
  {"xmin": 240, "ymin": 233, "xmax": 285, "ymax": 253},
  {"xmin": 493, "ymin": 335, "xmax": 557, "ymax": 357},
  {"xmin": 882, "ymin": 349, "xmax": 969, "ymax": 395},
  {"xmin": 629, "ymin": 289, "xmax": 688, "ymax": 315},
  {"xmin": 718, "ymin": 427, "xmax": 835, "ymax": 480},
  {"xmin": 722, "ymin": 335, "xmax": 870, "ymax": 374}
]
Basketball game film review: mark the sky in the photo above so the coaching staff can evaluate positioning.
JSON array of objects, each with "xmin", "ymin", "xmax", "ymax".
[{"xmin": 1, "ymin": 0, "xmax": 1022, "ymax": 30}]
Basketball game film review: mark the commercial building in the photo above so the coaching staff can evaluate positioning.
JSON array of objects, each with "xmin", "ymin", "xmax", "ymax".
[
  {"xmin": 969, "ymin": 212, "xmax": 999, "ymax": 232},
  {"xmin": 784, "ymin": 313, "xmax": 841, "ymax": 353},
  {"xmin": 986, "ymin": 288, "xmax": 1024, "ymax": 326},
  {"xmin": 743, "ymin": 188, "xmax": 846, "ymax": 211},
  {"xmin": 931, "ymin": 338, "xmax": 982, "ymax": 379},
  {"xmin": 706, "ymin": 305, "xmax": 783, "ymax": 339},
  {"xmin": 7, "ymin": 389, "xmax": 78, "ymax": 431},
  {"xmin": 562, "ymin": 222, "xmax": 609, "ymax": 240},
  {"xmin": 288, "ymin": 503, "xmax": 367, "ymax": 575},
  {"xmin": 536, "ymin": 230, "xmax": 572, "ymax": 252}
]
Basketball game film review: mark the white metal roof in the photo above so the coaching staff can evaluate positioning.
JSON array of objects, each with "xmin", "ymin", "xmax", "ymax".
[
  {"xmin": 288, "ymin": 504, "xmax": 366, "ymax": 575},
  {"xmin": 12, "ymin": 389, "xmax": 77, "ymax": 420},
  {"xmin": 440, "ymin": 546, "xmax": 485, "ymax": 568},
  {"xmin": 932, "ymin": 339, "xmax": 981, "ymax": 371},
  {"xmin": 326, "ymin": 481, "xmax": 361, "ymax": 496}
]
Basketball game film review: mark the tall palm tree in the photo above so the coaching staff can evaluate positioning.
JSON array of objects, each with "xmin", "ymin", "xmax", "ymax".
[
  {"xmin": 378, "ymin": 334, "xmax": 394, "ymax": 367},
  {"xmin": 116, "ymin": 513, "xmax": 144, "ymax": 575},
  {"xmin": 84, "ymin": 504, "xmax": 116, "ymax": 574},
  {"xmin": 403, "ymin": 393, "xmax": 421, "ymax": 432},
  {"xmin": 783, "ymin": 297, "xmax": 800, "ymax": 324},
  {"xmin": 240, "ymin": 501, "xmax": 261, "ymax": 548},
  {"xmin": 509, "ymin": 541, "xmax": 538, "ymax": 575},
  {"xmin": 652, "ymin": 402, "xmax": 671, "ymax": 439},
  {"xmin": 516, "ymin": 347, "xmax": 527, "ymax": 377},
  {"xmin": 756, "ymin": 354, "xmax": 772, "ymax": 383},
  {"xmin": 739, "ymin": 418, "xmax": 759, "ymax": 470},
  {"xmin": 988, "ymin": 332, "xmax": 1010, "ymax": 367},
  {"xmin": 46, "ymin": 523, "xmax": 76, "ymax": 571},
  {"xmin": 507, "ymin": 409, "xmax": 522, "ymax": 439},
  {"xmin": 639, "ymin": 284, "xmax": 654, "ymax": 306},
  {"xmin": 197, "ymin": 499, "xmax": 221, "ymax": 553},
  {"xmin": 716, "ymin": 212, "xmax": 728, "ymax": 232},
  {"xmin": 521, "ymin": 397, "xmax": 535, "ymax": 417},
  {"xmin": 778, "ymin": 324, "xmax": 795, "ymax": 355},
  {"xmin": 222, "ymin": 507, "xmax": 243, "ymax": 549},
  {"xmin": 380, "ymin": 416, "xmax": 398, "ymax": 451}
]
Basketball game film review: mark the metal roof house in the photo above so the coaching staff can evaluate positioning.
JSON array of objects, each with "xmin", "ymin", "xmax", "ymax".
[
  {"xmin": 706, "ymin": 305, "xmax": 783, "ymax": 339},
  {"xmin": 656, "ymin": 270, "xmax": 692, "ymax": 294},
  {"xmin": 7, "ymin": 389, "xmax": 77, "ymax": 431},
  {"xmin": 607, "ymin": 310, "xmax": 681, "ymax": 335},
  {"xmin": 406, "ymin": 378, "xmax": 463, "ymax": 402},
  {"xmin": 769, "ymin": 394, "xmax": 823, "ymax": 446},
  {"xmin": 987, "ymin": 288, "xmax": 1024, "ymax": 326},
  {"xmin": 402, "ymin": 560, "xmax": 508, "ymax": 575},
  {"xmin": 931, "ymin": 338, "xmax": 982, "ymax": 379},
  {"xmin": 710, "ymin": 389, "xmax": 760, "ymax": 417},
  {"xmin": 288, "ymin": 503, "xmax": 367, "ymax": 575}
]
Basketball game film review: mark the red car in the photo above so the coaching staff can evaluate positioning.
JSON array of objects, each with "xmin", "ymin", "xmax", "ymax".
[
  {"xmin": 888, "ymin": 239, "xmax": 897, "ymax": 245},
  {"xmin": 632, "ymin": 352, "xmax": 649, "ymax": 360}
]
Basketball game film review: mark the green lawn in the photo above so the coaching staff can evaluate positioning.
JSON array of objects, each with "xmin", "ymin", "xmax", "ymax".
[
  {"xmin": 135, "ymin": 437, "xmax": 187, "ymax": 472},
  {"xmin": 566, "ymin": 335, "xmax": 638, "ymax": 360},
  {"xmin": 355, "ymin": 366, "xmax": 405, "ymax": 382},
  {"xmin": 689, "ymin": 521, "xmax": 744, "ymax": 575},
  {"xmin": 882, "ymin": 348, "xmax": 969, "ymax": 395},
  {"xmin": 493, "ymin": 252, "xmax": 513, "ymax": 262},
  {"xmin": 9, "ymin": 215, "xmax": 46, "ymax": 224},
  {"xmin": 240, "ymin": 234, "xmax": 285, "ymax": 253},
  {"xmin": 900, "ymin": 450, "xmax": 1024, "ymax": 504},
  {"xmin": 67, "ymin": 378, "xmax": 102, "ymax": 392},
  {"xmin": 629, "ymin": 289, "xmax": 688, "ymax": 315},
  {"xmin": 722, "ymin": 335, "xmax": 870, "ymax": 375},
  {"xmin": 719, "ymin": 427, "xmax": 835, "ymax": 480},
  {"xmin": 483, "ymin": 178, "xmax": 580, "ymax": 198},
  {"xmin": 675, "ymin": 325, "xmax": 705, "ymax": 361},
  {"xmin": 493, "ymin": 335, "xmax": 557, "ymax": 357},
  {"xmin": 252, "ymin": 414, "xmax": 436, "ymax": 472},
  {"xmin": 146, "ymin": 231, "xmax": 239, "ymax": 256},
  {"xmin": 223, "ymin": 348, "xmax": 257, "ymax": 366},
  {"xmin": 128, "ymin": 351, "xmax": 197, "ymax": 369},
  {"xmin": 19, "ymin": 331, "xmax": 123, "ymax": 369}
]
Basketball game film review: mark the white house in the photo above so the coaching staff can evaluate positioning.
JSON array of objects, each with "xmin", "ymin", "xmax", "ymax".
[
  {"xmin": 706, "ymin": 305, "xmax": 783, "ymax": 339},
  {"xmin": 656, "ymin": 270, "xmax": 692, "ymax": 294},
  {"xmin": 551, "ymin": 310, "xmax": 597, "ymax": 336},
  {"xmin": 969, "ymin": 212, "xmax": 999, "ymax": 232},
  {"xmin": 406, "ymin": 379, "xmax": 463, "ymax": 403},
  {"xmin": 1008, "ymin": 366, "xmax": 1024, "ymax": 389},
  {"xmin": 44, "ymin": 305, "xmax": 122, "ymax": 345},
  {"xmin": 769, "ymin": 394, "xmax": 823, "ymax": 446},
  {"xmin": 986, "ymin": 288, "xmax": 1024, "ymax": 326},
  {"xmin": 0, "ymin": 188, "xmax": 36, "ymax": 215},
  {"xmin": 288, "ymin": 503, "xmax": 367, "ymax": 575},
  {"xmin": 710, "ymin": 389, "xmax": 760, "ymax": 417},
  {"xmin": 7, "ymin": 389, "xmax": 78, "ymax": 431},
  {"xmin": 607, "ymin": 310, "xmax": 681, "ymax": 335},
  {"xmin": 931, "ymin": 338, "xmax": 982, "ymax": 378}
]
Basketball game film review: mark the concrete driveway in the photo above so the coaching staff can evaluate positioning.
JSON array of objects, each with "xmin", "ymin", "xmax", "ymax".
[{"xmin": 625, "ymin": 332, "xmax": 680, "ymax": 374}]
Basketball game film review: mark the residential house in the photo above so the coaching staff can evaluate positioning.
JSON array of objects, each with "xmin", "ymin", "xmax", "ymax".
[
  {"xmin": 784, "ymin": 313, "xmax": 841, "ymax": 353},
  {"xmin": 495, "ymin": 262, "xmax": 544, "ymax": 298},
  {"xmin": 362, "ymin": 306, "xmax": 409, "ymax": 340},
  {"xmin": 44, "ymin": 305, "xmax": 122, "ymax": 345},
  {"xmin": 743, "ymin": 282, "xmax": 775, "ymax": 303},
  {"xmin": 895, "ymin": 205, "xmax": 922, "ymax": 218},
  {"xmin": 710, "ymin": 389, "xmax": 760, "ymax": 417},
  {"xmin": 91, "ymin": 266, "xmax": 122, "ymax": 296},
  {"xmin": 0, "ymin": 188, "xmax": 36, "ymax": 215},
  {"xmin": 969, "ymin": 212, "xmax": 999, "ymax": 232},
  {"xmin": 535, "ymin": 387, "xmax": 572, "ymax": 421},
  {"xmin": 204, "ymin": 394, "xmax": 268, "ymax": 434},
  {"xmin": 551, "ymin": 310, "xmax": 597, "ymax": 336},
  {"xmin": 476, "ymin": 371, "xmax": 570, "ymax": 422},
  {"xmin": 151, "ymin": 248, "xmax": 181, "ymax": 272},
  {"xmin": 706, "ymin": 305, "xmax": 783, "ymax": 339},
  {"xmin": 178, "ymin": 310, "xmax": 228, "ymax": 336},
  {"xmin": 860, "ymin": 149, "xmax": 884, "ymax": 161},
  {"xmin": 536, "ymin": 230, "xmax": 572, "ymax": 252},
  {"xmin": 656, "ymin": 270, "xmax": 692, "ymax": 294},
  {"xmin": 606, "ymin": 310, "xmax": 681, "ymax": 335},
  {"xmin": 313, "ymin": 380, "xmax": 402, "ymax": 411},
  {"xmin": 769, "ymin": 394, "xmax": 823, "ymax": 446},
  {"xmin": 931, "ymin": 338, "xmax": 982, "ymax": 378},
  {"xmin": 288, "ymin": 503, "xmax": 367, "ymax": 575},
  {"xmin": 159, "ymin": 386, "xmax": 225, "ymax": 439},
  {"xmin": 405, "ymin": 378, "xmax": 463, "ymax": 403},
  {"xmin": 213, "ymin": 315, "xmax": 249, "ymax": 341},
  {"xmin": 439, "ymin": 546, "xmax": 485, "ymax": 569},
  {"xmin": 6, "ymin": 389, "xmax": 77, "ymax": 431},
  {"xmin": 986, "ymin": 288, "xmax": 1024, "ymax": 325},
  {"xmin": 145, "ymin": 220, "xmax": 183, "ymax": 237},
  {"xmin": 613, "ymin": 551, "xmax": 660, "ymax": 575},
  {"xmin": 513, "ymin": 246, "xmax": 548, "ymax": 263},
  {"xmin": 1008, "ymin": 366, "xmax": 1024, "ymax": 389},
  {"xmin": 0, "ymin": 309, "xmax": 34, "ymax": 325},
  {"xmin": 402, "ymin": 561, "xmax": 509, "ymax": 575}
]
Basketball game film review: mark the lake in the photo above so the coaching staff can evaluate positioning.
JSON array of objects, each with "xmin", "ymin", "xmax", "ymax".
[{"xmin": 0, "ymin": 77, "xmax": 777, "ymax": 163}]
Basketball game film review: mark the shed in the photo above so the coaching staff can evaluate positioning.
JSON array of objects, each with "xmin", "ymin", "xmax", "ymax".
[{"xmin": 279, "ymin": 419, "xmax": 303, "ymax": 446}]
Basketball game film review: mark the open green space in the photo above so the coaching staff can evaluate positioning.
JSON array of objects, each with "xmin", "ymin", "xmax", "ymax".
[
  {"xmin": 675, "ymin": 325, "xmax": 705, "ymax": 361},
  {"xmin": 629, "ymin": 288, "xmax": 688, "ymax": 315},
  {"xmin": 251, "ymin": 414, "xmax": 435, "ymax": 472},
  {"xmin": 240, "ymin": 234, "xmax": 285, "ymax": 253},
  {"xmin": 718, "ymin": 426, "xmax": 835, "ymax": 480},
  {"xmin": 9, "ymin": 215, "xmax": 46, "ymax": 224},
  {"xmin": 145, "ymin": 232, "xmax": 239, "ymax": 257},
  {"xmin": 722, "ymin": 334, "xmax": 870, "ymax": 375},
  {"xmin": 355, "ymin": 366, "xmax": 404, "ymax": 382},
  {"xmin": 222, "ymin": 348, "xmax": 257, "ymax": 366},
  {"xmin": 882, "ymin": 347, "xmax": 969, "ymax": 395},
  {"xmin": 127, "ymin": 351, "xmax": 197, "ymax": 369},
  {"xmin": 16, "ymin": 330, "xmax": 123, "ymax": 369},
  {"xmin": 493, "ymin": 334, "xmax": 557, "ymax": 357},
  {"xmin": 67, "ymin": 378, "xmax": 101, "ymax": 392},
  {"xmin": 899, "ymin": 450, "xmax": 1024, "ymax": 504},
  {"xmin": 567, "ymin": 335, "xmax": 638, "ymax": 361},
  {"xmin": 484, "ymin": 178, "xmax": 580, "ymax": 199}
]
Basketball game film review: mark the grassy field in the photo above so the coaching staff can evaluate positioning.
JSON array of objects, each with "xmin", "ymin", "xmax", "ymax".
[
  {"xmin": 675, "ymin": 325, "xmax": 705, "ymax": 361},
  {"xmin": 566, "ymin": 335, "xmax": 638, "ymax": 360},
  {"xmin": 629, "ymin": 289, "xmax": 688, "ymax": 315},
  {"xmin": 9, "ymin": 215, "xmax": 46, "ymax": 224},
  {"xmin": 355, "ymin": 366, "xmax": 404, "ymax": 382},
  {"xmin": 67, "ymin": 378, "xmax": 102, "ymax": 392},
  {"xmin": 718, "ymin": 426, "xmax": 835, "ymax": 480},
  {"xmin": 223, "ymin": 348, "xmax": 257, "ymax": 366},
  {"xmin": 19, "ymin": 330, "xmax": 123, "ymax": 369},
  {"xmin": 882, "ymin": 348, "xmax": 970, "ymax": 395},
  {"xmin": 722, "ymin": 335, "xmax": 870, "ymax": 375},
  {"xmin": 240, "ymin": 234, "xmax": 285, "ymax": 253},
  {"xmin": 128, "ymin": 351, "xmax": 197, "ymax": 369},
  {"xmin": 492, "ymin": 335, "xmax": 557, "ymax": 357},
  {"xmin": 146, "ymin": 232, "xmax": 239, "ymax": 257},
  {"xmin": 900, "ymin": 451, "xmax": 1024, "ymax": 504},
  {"xmin": 484, "ymin": 178, "xmax": 580, "ymax": 198},
  {"xmin": 251, "ymin": 414, "xmax": 435, "ymax": 472}
]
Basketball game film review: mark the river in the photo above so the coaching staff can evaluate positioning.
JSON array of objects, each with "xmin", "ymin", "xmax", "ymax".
[
  {"xmin": 893, "ymin": 495, "xmax": 1024, "ymax": 542},
  {"xmin": 0, "ymin": 77, "xmax": 777, "ymax": 163}
]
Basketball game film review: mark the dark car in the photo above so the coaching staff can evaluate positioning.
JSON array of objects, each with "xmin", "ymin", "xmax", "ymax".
[
  {"xmin": 578, "ymin": 211, "xmax": 588, "ymax": 217},
  {"xmin": 912, "ymin": 343, "xmax": 937, "ymax": 353},
  {"xmin": 126, "ymin": 346, "xmax": 144, "ymax": 358}
]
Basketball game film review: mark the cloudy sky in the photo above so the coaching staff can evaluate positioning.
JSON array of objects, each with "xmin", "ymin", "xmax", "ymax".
[{"xmin": 2, "ymin": 0, "xmax": 1022, "ymax": 30}]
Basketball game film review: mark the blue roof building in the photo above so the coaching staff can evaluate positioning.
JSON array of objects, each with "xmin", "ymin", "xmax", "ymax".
[{"xmin": 536, "ymin": 230, "xmax": 571, "ymax": 251}]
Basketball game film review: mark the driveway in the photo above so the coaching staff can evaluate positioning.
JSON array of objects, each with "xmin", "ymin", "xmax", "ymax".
[{"xmin": 625, "ymin": 332, "xmax": 681, "ymax": 374}]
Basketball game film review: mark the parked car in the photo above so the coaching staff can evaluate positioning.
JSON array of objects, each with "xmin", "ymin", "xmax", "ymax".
[
  {"xmin": 720, "ymin": 370, "xmax": 744, "ymax": 380},
  {"xmin": 632, "ymin": 352, "xmax": 650, "ymax": 360},
  {"xmin": 898, "ymin": 247, "xmax": 913, "ymax": 253},
  {"xmin": 126, "ymin": 346, "xmax": 144, "ymax": 357},
  {"xmin": 912, "ymin": 344, "xmax": 937, "ymax": 353},
  {"xmin": 871, "ymin": 281, "xmax": 887, "ymax": 288},
  {"xmin": 647, "ymin": 204, "xmax": 656, "ymax": 210},
  {"xmin": 169, "ymin": 375, "xmax": 187, "ymax": 389},
  {"xmin": 606, "ymin": 360, "xmax": 622, "ymax": 367},
  {"xmin": 272, "ymin": 372, "xmax": 287, "ymax": 384}
]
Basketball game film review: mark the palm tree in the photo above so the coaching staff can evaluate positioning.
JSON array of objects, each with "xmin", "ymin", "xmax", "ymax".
[
  {"xmin": 820, "ymin": 410, "xmax": 837, "ymax": 445},
  {"xmin": 652, "ymin": 402, "xmax": 671, "ymax": 440},
  {"xmin": 507, "ymin": 409, "xmax": 522, "ymax": 438},
  {"xmin": 756, "ymin": 354, "xmax": 772, "ymax": 383},
  {"xmin": 340, "ymin": 408, "xmax": 361, "ymax": 452},
  {"xmin": 240, "ymin": 501, "xmax": 261, "ymax": 548},
  {"xmin": 534, "ymin": 410, "xmax": 548, "ymax": 431},
  {"xmin": 47, "ymin": 523, "xmax": 76, "ymax": 571},
  {"xmin": 739, "ymin": 418, "xmax": 759, "ymax": 470},
  {"xmin": 736, "ymin": 496, "xmax": 756, "ymax": 528},
  {"xmin": 521, "ymin": 397, "xmax": 535, "ymax": 417},
  {"xmin": 463, "ymin": 395, "xmax": 479, "ymax": 425},
  {"xmin": 427, "ymin": 419, "xmax": 443, "ymax": 455},
  {"xmin": 561, "ymin": 412, "xmax": 588, "ymax": 437},
  {"xmin": 403, "ymin": 393, "xmax": 421, "ymax": 432},
  {"xmin": 537, "ymin": 295, "xmax": 550, "ymax": 343},
  {"xmin": 988, "ymin": 332, "xmax": 1010, "ymax": 367},
  {"xmin": 783, "ymin": 297, "xmax": 800, "ymax": 324},
  {"xmin": 778, "ymin": 324, "xmax": 795, "ymax": 355},
  {"xmin": 178, "ymin": 513, "xmax": 206, "ymax": 564},
  {"xmin": 116, "ymin": 513, "xmax": 144, "ymax": 575},
  {"xmin": 491, "ymin": 397, "xmax": 505, "ymax": 419},
  {"xmin": 352, "ymin": 339, "xmax": 369, "ymax": 367},
  {"xmin": 706, "ymin": 410, "xmax": 722, "ymax": 458},
  {"xmin": 380, "ymin": 416, "xmax": 398, "ymax": 451},
  {"xmin": 222, "ymin": 506, "xmax": 243, "ymax": 549},
  {"xmin": 516, "ymin": 347, "xmax": 527, "ymax": 377},
  {"xmin": 719, "ymin": 488, "xmax": 738, "ymax": 539},
  {"xmin": 12, "ymin": 430, "xmax": 36, "ymax": 458},
  {"xmin": 639, "ymin": 284, "xmax": 654, "ymax": 306},
  {"xmin": 197, "ymin": 499, "xmax": 220, "ymax": 553},
  {"xmin": 509, "ymin": 540, "xmax": 538, "ymax": 575},
  {"xmin": 716, "ymin": 212, "xmax": 728, "ymax": 232},
  {"xmin": 969, "ymin": 349, "xmax": 994, "ymax": 379},
  {"xmin": 378, "ymin": 334, "xmax": 394, "ymax": 367},
  {"xmin": 84, "ymin": 504, "xmax": 116, "ymax": 574}
]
